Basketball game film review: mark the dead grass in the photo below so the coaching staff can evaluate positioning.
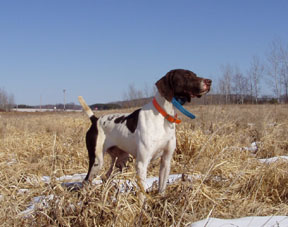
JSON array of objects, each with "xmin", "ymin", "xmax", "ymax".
[{"xmin": 0, "ymin": 104, "xmax": 288, "ymax": 226}]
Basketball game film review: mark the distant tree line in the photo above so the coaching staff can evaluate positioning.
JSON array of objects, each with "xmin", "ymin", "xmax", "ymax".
[
  {"xmin": 122, "ymin": 39, "xmax": 288, "ymax": 106},
  {"xmin": 90, "ymin": 103, "xmax": 121, "ymax": 110},
  {"xmin": 216, "ymin": 39, "xmax": 288, "ymax": 104}
]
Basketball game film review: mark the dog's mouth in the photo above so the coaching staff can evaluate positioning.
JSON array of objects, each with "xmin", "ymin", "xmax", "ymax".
[
  {"xmin": 196, "ymin": 83, "xmax": 211, "ymax": 96},
  {"xmin": 193, "ymin": 80, "xmax": 212, "ymax": 98},
  {"xmin": 174, "ymin": 79, "xmax": 212, "ymax": 104},
  {"xmin": 184, "ymin": 87, "xmax": 210, "ymax": 100},
  {"xmin": 174, "ymin": 91, "xmax": 200, "ymax": 103}
]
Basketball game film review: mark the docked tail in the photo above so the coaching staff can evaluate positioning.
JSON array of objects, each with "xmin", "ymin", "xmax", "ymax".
[{"xmin": 78, "ymin": 96, "xmax": 95, "ymax": 118}]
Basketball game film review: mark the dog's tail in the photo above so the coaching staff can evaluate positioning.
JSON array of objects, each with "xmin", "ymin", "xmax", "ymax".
[{"xmin": 78, "ymin": 96, "xmax": 96, "ymax": 119}]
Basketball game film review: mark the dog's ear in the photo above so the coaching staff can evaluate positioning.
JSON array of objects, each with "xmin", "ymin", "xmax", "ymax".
[{"xmin": 155, "ymin": 71, "xmax": 174, "ymax": 101}]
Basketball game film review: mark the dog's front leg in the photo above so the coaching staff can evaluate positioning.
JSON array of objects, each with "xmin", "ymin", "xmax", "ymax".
[
  {"xmin": 136, "ymin": 159, "xmax": 149, "ymax": 191},
  {"xmin": 159, "ymin": 140, "xmax": 176, "ymax": 193},
  {"xmin": 135, "ymin": 146, "xmax": 151, "ymax": 203}
]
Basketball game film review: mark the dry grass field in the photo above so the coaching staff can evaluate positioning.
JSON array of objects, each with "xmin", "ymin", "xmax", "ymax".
[{"xmin": 0, "ymin": 104, "xmax": 288, "ymax": 226}]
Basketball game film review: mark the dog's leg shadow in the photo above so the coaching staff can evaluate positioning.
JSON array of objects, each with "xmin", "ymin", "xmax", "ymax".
[{"xmin": 61, "ymin": 182, "xmax": 84, "ymax": 192}]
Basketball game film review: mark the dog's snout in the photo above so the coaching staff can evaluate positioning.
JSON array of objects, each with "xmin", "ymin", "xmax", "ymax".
[{"xmin": 204, "ymin": 79, "xmax": 212, "ymax": 86}]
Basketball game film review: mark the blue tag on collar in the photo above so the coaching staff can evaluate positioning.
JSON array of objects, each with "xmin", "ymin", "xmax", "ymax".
[
  {"xmin": 174, "ymin": 96, "xmax": 187, "ymax": 105},
  {"xmin": 172, "ymin": 97, "xmax": 196, "ymax": 119}
]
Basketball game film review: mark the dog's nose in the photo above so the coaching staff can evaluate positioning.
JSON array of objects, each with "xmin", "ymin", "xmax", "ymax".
[{"xmin": 204, "ymin": 79, "xmax": 212, "ymax": 86}]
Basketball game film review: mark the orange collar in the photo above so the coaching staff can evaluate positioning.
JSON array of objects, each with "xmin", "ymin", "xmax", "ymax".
[{"xmin": 152, "ymin": 98, "xmax": 181, "ymax": 124}]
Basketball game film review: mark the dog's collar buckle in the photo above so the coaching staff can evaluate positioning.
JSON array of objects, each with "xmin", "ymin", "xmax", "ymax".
[{"xmin": 152, "ymin": 98, "xmax": 181, "ymax": 124}]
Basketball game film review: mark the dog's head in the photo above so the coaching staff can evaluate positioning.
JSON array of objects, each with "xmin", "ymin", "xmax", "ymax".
[{"xmin": 155, "ymin": 69, "xmax": 212, "ymax": 102}]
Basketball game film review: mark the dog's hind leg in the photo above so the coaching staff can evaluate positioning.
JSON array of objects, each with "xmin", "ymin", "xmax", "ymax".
[{"xmin": 84, "ymin": 116, "xmax": 104, "ymax": 182}]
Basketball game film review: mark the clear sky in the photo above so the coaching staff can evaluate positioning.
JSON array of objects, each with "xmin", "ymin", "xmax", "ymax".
[{"xmin": 1, "ymin": 0, "xmax": 288, "ymax": 105}]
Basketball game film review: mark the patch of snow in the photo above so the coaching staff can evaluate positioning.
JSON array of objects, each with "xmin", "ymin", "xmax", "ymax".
[
  {"xmin": 145, "ymin": 174, "xmax": 182, "ymax": 191},
  {"xmin": 7, "ymin": 159, "xmax": 17, "ymax": 166},
  {"xmin": 247, "ymin": 123, "xmax": 255, "ymax": 127},
  {"xmin": 20, "ymin": 173, "xmax": 198, "ymax": 216},
  {"xmin": 191, "ymin": 216, "xmax": 288, "ymax": 227},
  {"xmin": 57, "ymin": 173, "xmax": 87, "ymax": 182},
  {"xmin": 114, "ymin": 179, "xmax": 137, "ymax": 193},
  {"xmin": 18, "ymin": 173, "xmax": 238, "ymax": 217},
  {"xmin": 41, "ymin": 176, "xmax": 51, "ymax": 184},
  {"xmin": 18, "ymin": 189, "xmax": 29, "ymax": 194},
  {"xmin": 243, "ymin": 142, "xmax": 259, "ymax": 153},
  {"xmin": 41, "ymin": 173, "xmax": 87, "ymax": 184},
  {"xmin": 259, "ymin": 156, "xmax": 288, "ymax": 164},
  {"xmin": 20, "ymin": 195, "xmax": 55, "ymax": 216},
  {"xmin": 40, "ymin": 173, "xmax": 198, "ymax": 192},
  {"xmin": 267, "ymin": 122, "xmax": 277, "ymax": 127}
]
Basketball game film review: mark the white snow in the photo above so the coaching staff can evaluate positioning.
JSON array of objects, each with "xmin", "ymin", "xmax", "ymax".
[
  {"xmin": 191, "ymin": 216, "xmax": 288, "ymax": 227},
  {"xmin": 41, "ymin": 173, "xmax": 87, "ymax": 184},
  {"xmin": 18, "ymin": 189, "xmax": 29, "ymax": 194},
  {"xmin": 7, "ymin": 159, "xmax": 17, "ymax": 166},
  {"xmin": 259, "ymin": 156, "xmax": 288, "ymax": 164},
  {"xmin": 243, "ymin": 142, "xmax": 259, "ymax": 153},
  {"xmin": 19, "ymin": 171, "xmax": 288, "ymax": 224},
  {"xmin": 39, "ymin": 173, "xmax": 194, "ymax": 192},
  {"xmin": 20, "ymin": 195, "xmax": 55, "ymax": 216},
  {"xmin": 19, "ymin": 173, "xmax": 196, "ymax": 216}
]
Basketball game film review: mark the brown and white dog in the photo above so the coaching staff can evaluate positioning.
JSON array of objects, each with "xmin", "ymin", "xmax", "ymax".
[{"xmin": 79, "ymin": 69, "xmax": 211, "ymax": 194}]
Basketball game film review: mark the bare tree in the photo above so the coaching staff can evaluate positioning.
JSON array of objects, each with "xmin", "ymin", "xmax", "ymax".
[
  {"xmin": 218, "ymin": 64, "xmax": 233, "ymax": 104},
  {"xmin": 247, "ymin": 56, "xmax": 264, "ymax": 104},
  {"xmin": 279, "ymin": 42, "xmax": 288, "ymax": 102},
  {"xmin": 265, "ymin": 39, "xmax": 288, "ymax": 103},
  {"xmin": 123, "ymin": 83, "xmax": 155, "ymax": 107},
  {"xmin": 0, "ymin": 88, "xmax": 15, "ymax": 111},
  {"xmin": 122, "ymin": 83, "xmax": 157, "ymax": 107},
  {"xmin": 232, "ymin": 68, "xmax": 249, "ymax": 104},
  {"xmin": 123, "ymin": 84, "xmax": 141, "ymax": 107},
  {"xmin": 266, "ymin": 40, "xmax": 283, "ymax": 102}
]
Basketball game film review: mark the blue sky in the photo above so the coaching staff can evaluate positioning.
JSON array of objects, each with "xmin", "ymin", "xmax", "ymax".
[{"xmin": 1, "ymin": 0, "xmax": 287, "ymax": 105}]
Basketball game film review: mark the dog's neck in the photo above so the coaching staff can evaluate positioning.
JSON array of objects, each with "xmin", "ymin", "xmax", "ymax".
[{"xmin": 154, "ymin": 91, "xmax": 175, "ymax": 116}]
